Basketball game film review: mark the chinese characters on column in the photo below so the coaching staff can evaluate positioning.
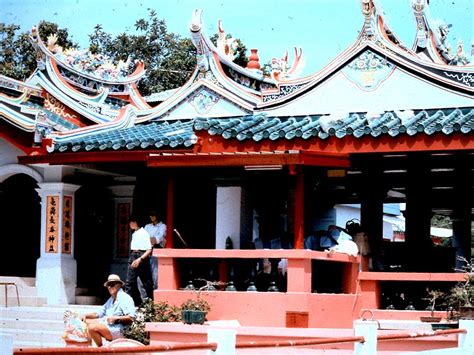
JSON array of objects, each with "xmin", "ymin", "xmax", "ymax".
[
  {"xmin": 62, "ymin": 196, "xmax": 72, "ymax": 254},
  {"xmin": 117, "ymin": 203, "xmax": 130, "ymax": 258},
  {"xmin": 45, "ymin": 196, "xmax": 59, "ymax": 253}
]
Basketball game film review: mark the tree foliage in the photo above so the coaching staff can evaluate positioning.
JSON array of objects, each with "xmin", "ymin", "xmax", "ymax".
[
  {"xmin": 0, "ymin": 23, "xmax": 35, "ymax": 80},
  {"xmin": 38, "ymin": 21, "xmax": 77, "ymax": 50},
  {"xmin": 88, "ymin": 9, "xmax": 196, "ymax": 96},
  {"xmin": 0, "ymin": 21, "xmax": 76, "ymax": 81}
]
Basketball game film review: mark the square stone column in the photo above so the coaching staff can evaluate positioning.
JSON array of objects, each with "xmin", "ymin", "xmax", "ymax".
[{"xmin": 35, "ymin": 182, "xmax": 80, "ymax": 304}]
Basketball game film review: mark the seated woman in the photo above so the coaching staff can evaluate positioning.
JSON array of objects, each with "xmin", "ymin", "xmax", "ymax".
[{"xmin": 81, "ymin": 274, "xmax": 135, "ymax": 347}]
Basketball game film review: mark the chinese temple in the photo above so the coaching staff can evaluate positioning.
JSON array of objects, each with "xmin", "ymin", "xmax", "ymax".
[{"xmin": 0, "ymin": 0, "xmax": 473, "ymax": 345}]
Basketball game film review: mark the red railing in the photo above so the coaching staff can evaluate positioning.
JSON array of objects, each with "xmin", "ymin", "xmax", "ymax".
[
  {"xmin": 377, "ymin": 328, "xmax": 467, "ymax": 342},
  {"xmin": 13, "ymin": 327, "xmax": 469, "ymax": 354},
  {"xmin": 13, "ymin": 342, "xmax": 217, "ymax": 354},
  {"xmin": 236, "ymin": 336, "xmax": 365, "ymax": 349}
]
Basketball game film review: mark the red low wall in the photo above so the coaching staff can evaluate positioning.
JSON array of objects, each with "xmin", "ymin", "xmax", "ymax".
[
  {"xmin": 154, "ymin": 290, "xmax": 361, "ymax": 328},
  {"xmin": 152, "ymin": 249, "xmax": 467, "ymax": 328}
]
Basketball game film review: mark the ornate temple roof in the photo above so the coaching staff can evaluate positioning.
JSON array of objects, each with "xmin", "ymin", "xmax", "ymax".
[{"xmin": 0, "ymin": 0, "xmax": 472, "ymax": 157}]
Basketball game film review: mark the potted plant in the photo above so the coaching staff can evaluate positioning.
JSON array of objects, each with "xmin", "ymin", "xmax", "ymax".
[
  {"xmin": 446, "ymin": 257, "xmax": 474, "ymax": 320},
  {"xmin": 420, "ymin": 289, "xmax": 443, "ymax": 323},
  {"xmin": 122, "ymin": 299, "xmax": 181, "ymax": 344},
  {"xmin": 180, "ymin": 297, "xmax": 211, "ymax": 325}
]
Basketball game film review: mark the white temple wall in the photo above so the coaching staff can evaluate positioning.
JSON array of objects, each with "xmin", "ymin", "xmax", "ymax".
[
  {"xmin": 0, "ymin": 138, "xmax": 23, "ymax": 166},
  {"xmin": 268, "ymin": 69, "xmax": 473, "ymax": 117}
]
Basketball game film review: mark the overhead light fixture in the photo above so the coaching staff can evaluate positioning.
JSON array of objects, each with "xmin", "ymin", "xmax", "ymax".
[
  {"xmin": 431, "ymin": 168, "xmax": 455, "ymax": 172},
  {"xmin": 244, "ymin": 165, "xmax": 283, "ymax": 171},
  {"xmin": 387, "ymin": 190, "xmax": 406, "ymax": 198}
]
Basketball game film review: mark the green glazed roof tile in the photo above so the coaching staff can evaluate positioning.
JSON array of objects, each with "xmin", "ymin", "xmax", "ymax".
[{"xmin": 52, "ymin": 107, "xmax": 473, "ymax": 153}]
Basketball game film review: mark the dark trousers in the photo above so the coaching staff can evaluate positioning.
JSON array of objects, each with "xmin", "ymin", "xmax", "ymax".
[{"xmin": 124, "ymin": 251, "xmax": 153, "ymax": 306}]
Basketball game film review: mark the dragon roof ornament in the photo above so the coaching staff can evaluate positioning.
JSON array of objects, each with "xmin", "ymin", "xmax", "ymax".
[
  {"xmin": 410, "ymin": 0, "xmax": 470, "ymax": 66},
  {"xmin": 270, "ymin": 48, "xmax": 304, "ymax": 82},
  {"xmin": 190, "ymin": 9, "xmax": 304, "ymax": 86},
  {"xmin": 216, "ymin": 20, "xmax": 238, "ymax": 62}
]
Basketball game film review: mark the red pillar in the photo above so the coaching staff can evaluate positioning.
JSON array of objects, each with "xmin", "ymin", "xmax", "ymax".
[
  {"xmin": 166, "ymin": 174, "xmax": 174, "ymax": 248},
  {"xmin": 294, "ymin": 171, "xmax": 305, "ymax": 249}
]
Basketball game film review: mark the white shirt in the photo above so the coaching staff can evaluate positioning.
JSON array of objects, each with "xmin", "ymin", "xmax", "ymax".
[
  {"xmin": 130, "ymin": 227, "xmax": 152, "ymax": 251},
  {"xmin": 145, "ymin": 222, "xmax": 167, "ymax": 246},
  {"xmin": 330, "ymin": 233, "xmax": 359, "ymax": 257}
]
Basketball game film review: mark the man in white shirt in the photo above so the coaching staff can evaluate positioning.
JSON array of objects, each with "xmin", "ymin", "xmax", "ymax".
[
  {"xmin": 124, "ymin": 216, "xmax": 153, "ymax": 306},
  {"xmin": 145, "ymin": 211, "xmax": 167, "ymax": 289}
]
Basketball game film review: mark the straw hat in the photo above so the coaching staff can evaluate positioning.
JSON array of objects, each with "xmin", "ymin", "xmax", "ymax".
[{"xmin": 103, "ymin": 274, "xmax": 124, "ymax": 287}]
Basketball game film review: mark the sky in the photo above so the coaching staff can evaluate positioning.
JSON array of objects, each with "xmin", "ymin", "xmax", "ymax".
[{"xmin": 1, "ymin": 0, "xmax": 473, "ymax": 76}]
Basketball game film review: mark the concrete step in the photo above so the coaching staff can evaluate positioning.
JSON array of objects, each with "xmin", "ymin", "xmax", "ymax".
[
  {"xmin": 0, "ymin": 305, "xmax": 102, "ymax": 349},
  {"xmin": 75, "ymin": 287, "xmax": 89, "ymax": 295},
  {"xmin": 1, "ymin": 328, "xmax": 64, "ymax": 344},
  {"xmin": 75, "ymin": 295, "xmax": 101, "ymax": 305},
  {"xmin": 0, "ymin": 282, "xmax": 38, "ymax": 295},
  {"xmin": 0, "ymin": 317, "xmax": 64, "ymax": 331},
  {"xmin": 0, "ymin": 305, "xmax": 101, "ymax": 320},
  {"xmin": 47, "ymin": 304, "xmax": 102, "ymax": 312},
  {"xmin": 0, "ymin": 276, "xmax": 36, "ymax": 287},
  {"xmin": 0, "ymin": 295, "xmax": 47, "ymax": 307},
  {"xmin": 0, "ymin": 276, "xmax": 49, "ymax": 308},
  {"xmin": 13, "ymin": 339, "xmax": 66, "ymax": 349}
]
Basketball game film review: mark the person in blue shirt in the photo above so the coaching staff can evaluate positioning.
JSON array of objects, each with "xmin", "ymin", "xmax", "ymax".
[{"xmin": 81, "ymin": 274, "xmax": 135, "ymax": 347}]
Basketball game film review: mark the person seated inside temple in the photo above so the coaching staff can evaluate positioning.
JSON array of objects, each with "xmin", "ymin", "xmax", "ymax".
[
  {"xmin": 304, "ymin": 225, "xmax": 340, "ymax": 251},
  {"xmin": 255, "ymin": 258, "xmax": 273, "ymax": 291},
  {"xmin": 254, "ymin": 258, "xmax": 287, "ymax": 292},
  {"xmin": 304, "ymin": 225, "xmax": 358, "ymax": 293},
  {"xmin": 304, "ymin": 225, "xmax": 358, "ymax": 256},
  {"xmin": 328, "ymin": 228, "xmax": 359, "ymax": 257}
]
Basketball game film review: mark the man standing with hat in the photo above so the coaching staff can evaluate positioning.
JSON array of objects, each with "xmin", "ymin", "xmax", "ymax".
[{"xmin": 81, "ymin": 274, "xmax": 135, "ymax": 347}]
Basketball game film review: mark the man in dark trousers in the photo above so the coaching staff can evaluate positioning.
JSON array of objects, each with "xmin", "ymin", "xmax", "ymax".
[{"xmin": 124, "ymin": 215, "xmax": 153, "ymax": 306}]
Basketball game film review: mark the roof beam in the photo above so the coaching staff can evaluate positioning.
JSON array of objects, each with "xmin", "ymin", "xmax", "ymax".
[{"xmin": 147, "ymin": 151, "xmax": 349, "ymax": 168}]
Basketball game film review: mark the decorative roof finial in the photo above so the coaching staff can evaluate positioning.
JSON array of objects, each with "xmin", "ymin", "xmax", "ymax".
[
  {"xmin": 360, "ymin": 0, "xmax": 376, "ymax": 39},
  {"xmin": 247, "ymin": 48, "xmax": 261, "ymax": 71}
]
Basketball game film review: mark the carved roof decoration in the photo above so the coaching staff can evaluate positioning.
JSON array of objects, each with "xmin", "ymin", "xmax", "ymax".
[
  {"xmin": 355, "ymin": 0, "xmax": 472, "ymax": 70},
  {"xmin": 31, "ymin": 26, "xmax": 146, "ymax": 86},
  {"xmin": 410, "ymin": 0, "xmax": 470, "ymax": 66}
]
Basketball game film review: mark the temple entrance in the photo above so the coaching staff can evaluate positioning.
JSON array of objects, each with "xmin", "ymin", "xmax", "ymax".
[
  {"xmin": 0, "ymin": 174, "xmax": 40, "ymax": 276},
  {"xmin": 74, "ymin": 183, "xmax": 114, "ymax": 299}
]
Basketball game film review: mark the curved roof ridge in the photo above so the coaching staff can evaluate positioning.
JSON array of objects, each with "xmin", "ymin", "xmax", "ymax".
[
  {"xmin": 45, "ymin": 56, "xmax": 110, "ymax": 105},
  {"xmin": 31, "ymin": 25, "xmax": 146, "ymax": 86}
]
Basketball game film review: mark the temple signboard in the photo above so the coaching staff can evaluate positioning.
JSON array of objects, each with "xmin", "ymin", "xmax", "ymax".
[
  {"xmin": 62, "ymin": 195, "xmax": 72, "ymax": 254},
  {"xmin": 45, "ymin": 195, "xmax": 59, "ymax": 253}
]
